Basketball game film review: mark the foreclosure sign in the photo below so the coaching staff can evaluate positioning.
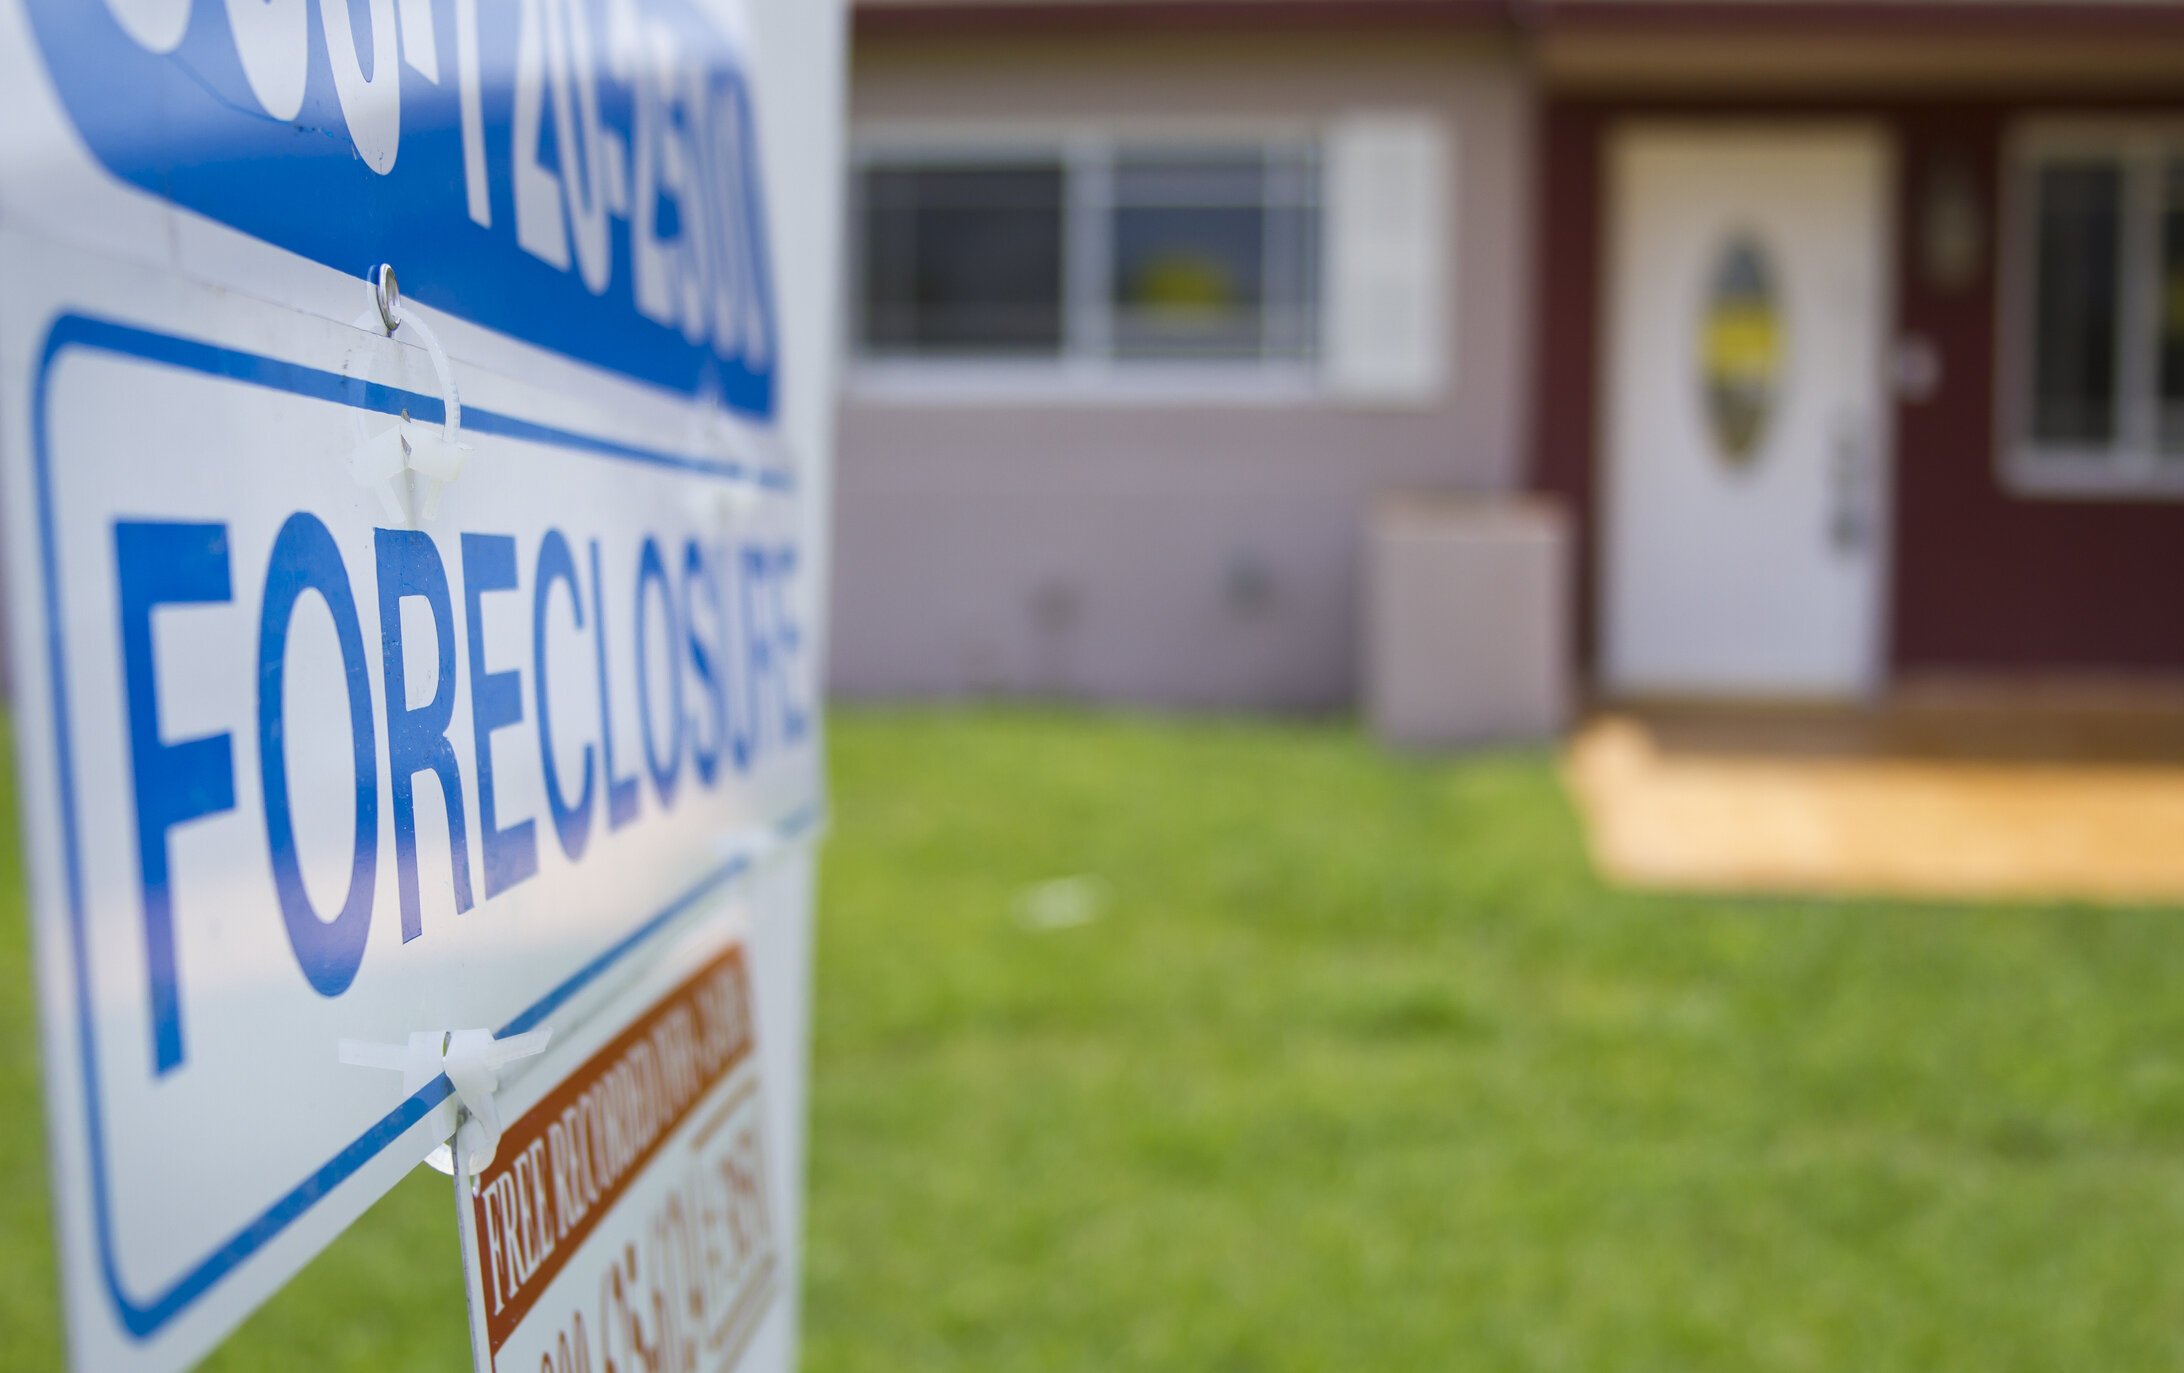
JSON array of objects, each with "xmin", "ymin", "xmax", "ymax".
[
  {"xmin": 457, "ymin": 935, "xmax": 779, "ymax": 1372},
  {"xmin": 0, "ymin": 1, "xmax": 844, "ymax": 1369},
  {"xmin": 20, "ymin": 0, "xmax": 780, "ymax": 414}
]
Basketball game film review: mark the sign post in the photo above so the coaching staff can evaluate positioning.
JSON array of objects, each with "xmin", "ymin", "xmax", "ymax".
[{"xmin": 0, "ymin": 2, "xmax": 845, "ymax": 1369}]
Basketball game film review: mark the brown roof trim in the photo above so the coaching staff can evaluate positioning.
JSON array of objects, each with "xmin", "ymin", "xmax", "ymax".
[
  {"xmin": 855, "ymin": 0, "xmax": 1513, "ymax": 39},
  {"xmin": 1531, "ymin": 2, "xmax": 2184, "ymax": 38},
  {"xmin": 856, "ymin": 0, "xmax": 2184, "ymax": 40}
]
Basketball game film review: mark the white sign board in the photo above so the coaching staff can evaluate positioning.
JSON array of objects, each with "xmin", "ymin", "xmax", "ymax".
[
  {"xmin": 455, "ymin": 927, "xmax": 779, "ymax": 1373},
  {"xmin": 0, "ymin": 1, "xmax": 845, "ymax": 1369}
]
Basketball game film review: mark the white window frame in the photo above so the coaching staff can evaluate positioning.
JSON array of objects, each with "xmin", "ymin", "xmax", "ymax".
[
  {"xmin": 847, "ymin": 119, "xmax": 1325, "ymax": 405},
  {"xmin": 2000, "ymin": 119, "xmax": 2184, "ymax": 500}
]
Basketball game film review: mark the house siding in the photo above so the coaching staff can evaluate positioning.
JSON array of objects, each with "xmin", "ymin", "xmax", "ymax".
[
  {"xmin": 1890, "ymin": 101, "xmax": 2184, "ymax": 677},
  {"xmin": 830, "ymin": 33, "xmax": 1534, "ymax": 708}
]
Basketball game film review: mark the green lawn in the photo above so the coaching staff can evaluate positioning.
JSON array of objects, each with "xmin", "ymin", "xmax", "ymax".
[{"xmin": 10, "ymin": 709, "xmax": 2184, "ymax": 1369}]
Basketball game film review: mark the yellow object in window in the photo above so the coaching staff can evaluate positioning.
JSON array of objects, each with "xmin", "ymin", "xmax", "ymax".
[
  {"xmin": 1129, "ymin": 254, "xmax": 1237, "ymax": 318},
  {"xmin": 1702, "ymin": 235, "xmax": 1782, "ymax": 467}
]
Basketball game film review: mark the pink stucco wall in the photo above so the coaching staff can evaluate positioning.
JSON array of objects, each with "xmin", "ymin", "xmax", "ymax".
[{"xmin": 831, "ymin": 32, "xmax": 1535, "ymax": 707}]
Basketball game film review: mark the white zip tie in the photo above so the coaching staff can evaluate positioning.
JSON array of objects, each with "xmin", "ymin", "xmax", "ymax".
[
  {"xmin": 349, "ymin": 264, "xmax": 469, "ymax": 524},
  {"xmin": 714, "ymin": 820, "xmax": 805, "ymax": 877},
  {"xmin": 339, "ymin": 1025, "xmax": 552, "ymax": 1177}
]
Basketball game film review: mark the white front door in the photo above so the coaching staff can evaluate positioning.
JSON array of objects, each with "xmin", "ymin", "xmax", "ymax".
[{"xmin": 1602, "ymin": 125, "xmax": 1892, "ymax": 698}]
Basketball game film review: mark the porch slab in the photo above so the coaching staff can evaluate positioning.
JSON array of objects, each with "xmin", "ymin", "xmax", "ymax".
[{"xmin": 1563, "ymin": 691, "xmax": 2184, "ymax": 905}]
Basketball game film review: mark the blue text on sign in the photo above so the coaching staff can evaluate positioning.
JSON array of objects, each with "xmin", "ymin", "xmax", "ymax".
[
  {"xmin": 119, "ymin": 514, "xmax": 809, "ymax": 1075},
  {"xmin": 25, "ymin": 0, "xmax": 779, "ymax": 416}
]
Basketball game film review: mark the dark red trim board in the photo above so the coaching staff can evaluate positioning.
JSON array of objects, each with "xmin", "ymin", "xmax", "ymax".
[
  {"xmin": 855, "ymin": 0, "xmax": 1509, "ymax": 39},
  {"xmin": 858, "ymin": 1, "xmax": 2184, "ymax": 41},
  {"xmin": 1530, "ymin": 94, "xmax": 2184, "ymax": 681}
]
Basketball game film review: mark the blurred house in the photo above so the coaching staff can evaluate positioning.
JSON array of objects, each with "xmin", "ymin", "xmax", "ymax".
[{"xmin": 829, "ymin": 0, "xmax": 2184, "ymax": 713}]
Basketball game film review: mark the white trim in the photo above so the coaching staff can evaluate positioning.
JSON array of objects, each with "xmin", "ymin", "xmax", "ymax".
[
  {"xmin": 851, "ymin": 115, "xmax": 1322, "ymax": 156},
  {"xmin": 2004, "ymin": 465, "xmax": 2184, "ymax": 502},
  {"xmin": 1997, "ymin": 117, "xmax": 2184, "ymax": 500},
  {"xmin": 1321, "ymin": 111, "xmax": 1451, "ymax": 406},
  {"xmin": 846, "ymin": 357, "xmax": 1324, "ymax": 408},
  {"xmin": 1063, "ymin": 134, "xmax": 1114, "ymax": 362}
]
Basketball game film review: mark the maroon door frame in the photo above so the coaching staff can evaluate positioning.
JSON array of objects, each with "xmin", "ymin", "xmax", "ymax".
[{"xmin": 1531, "ymin": 93, "xmax": 2184, "ymax": 690}]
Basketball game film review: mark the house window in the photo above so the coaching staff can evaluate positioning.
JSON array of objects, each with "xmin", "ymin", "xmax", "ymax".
[
  {"xmin": 2008, "ymin": 129, "xmax": 2184, "ymax": 494},
  {"xmin": 1107, "ymin": 151, "xmax": 1319, "ymax": 361},
  {"xmin": 859, "ymin": 161, "xmax": 1067, "ymax": 355},
  {"xmin": 854, "ymin": 140, "xmax": 1321, "ymax": 369}
]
